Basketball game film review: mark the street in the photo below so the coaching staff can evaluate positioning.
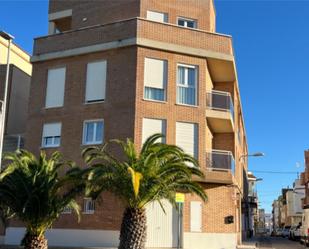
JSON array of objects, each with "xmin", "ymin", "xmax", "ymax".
[{"xmin": 258, "ymin": 236, "xmax": 306, "ymax": 249}]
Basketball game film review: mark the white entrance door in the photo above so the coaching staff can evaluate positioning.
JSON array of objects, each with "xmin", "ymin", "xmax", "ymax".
[{"xmin": 146, "ymin": 200, "xmax": 178, "ymax": 248}]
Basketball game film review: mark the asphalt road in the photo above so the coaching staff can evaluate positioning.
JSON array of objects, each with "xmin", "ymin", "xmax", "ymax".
[{"xmin": 258, "ymin": 236, "xmax": 306, "ymax": 249}]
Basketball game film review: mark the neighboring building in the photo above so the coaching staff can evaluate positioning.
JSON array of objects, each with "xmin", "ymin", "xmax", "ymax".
[
  {"xmin": 246, "ymin": 172, "xmax": 259, "ymax": 236},
  {"xmin": 301, "ymin": 151, "xmax": 309, "ymax": 209},
  {"xmin": 264, "ymin": 213, "xmax": 273, "ymax": 234},
  {"xmin": 272, "ymin": 186, "xmax": 301, "ymax": 229},
  {"xmin": 4, "ymin": 1, "xmax": 248, "ymax": 249},
  {"xmin": 272, "ymin": 199, "xmax": 280, "ymax": 231},
  {"xmin": 257, "ymin": 209, "xmax": 265, "ymax": 233},
  {"xmin": 286, "ymin": 179, "xmax": 304, "ymax": 226},
  {"xmin": 0, "ymin": 36, "xmax": 32, "ymax": 242},
  {"xmin": 0, "ymin": 38, "xmax": 32, "ymax": 152}
]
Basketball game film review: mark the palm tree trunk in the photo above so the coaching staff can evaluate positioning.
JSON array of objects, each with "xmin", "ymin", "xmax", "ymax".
[
  {"xmin": 118, "ymin": 208, "xmax": 147, "ymax": 249},
  {"xmin": 23, "ymin": 234, "xmax": 48, "ymax": 249}
]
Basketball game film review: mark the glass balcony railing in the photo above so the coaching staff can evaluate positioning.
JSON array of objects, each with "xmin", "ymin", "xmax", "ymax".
[
  {"xmin": 206, "ymin": 150, "xmax": 235, "ymax": 174},
  {"xmin": 206, "ymin": 90, "xmax": 234, "ymax": 120}
]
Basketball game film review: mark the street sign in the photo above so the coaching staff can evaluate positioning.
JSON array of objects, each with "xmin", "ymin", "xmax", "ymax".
[{"xmin": 175, "ymin": 193, "xmax": 185, "ymax": 203}]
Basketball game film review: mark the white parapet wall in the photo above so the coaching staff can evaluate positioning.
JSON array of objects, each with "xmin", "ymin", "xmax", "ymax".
[
  {"xmin": 5, "ymin": 227, "xmax": 120, "ymax": 247},
  {"xmin": 184, "ymin": 232, "xmax": 237, "ymax": 249}
]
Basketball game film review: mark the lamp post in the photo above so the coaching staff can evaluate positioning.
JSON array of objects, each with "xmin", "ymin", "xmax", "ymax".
[
  {"xmin": 0, "ymin": 31, "xmax": 14, "ymax": 170},
  {"xmin": 239, "ymin": 152, "xmax": 265, "ymax": 161}
]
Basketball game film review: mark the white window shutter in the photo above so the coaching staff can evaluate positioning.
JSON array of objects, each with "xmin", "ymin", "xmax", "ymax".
[
  {"xmin": 42, "ymin": 123, "xmax": 61, "ymax": 137},
  {"xmin": 190, "ymin": 201, "xmax": 202, "ymax": 232},
  {"xmin": 144, "ymin": 58, "xmax": 167, "ymax": 89},
  {"xmin": 45, "ymin": 67, "xmax": 66, "ymax": 108},
  {"xmin": 85, "ymin": 61, "xmax": 107, "ymax": 102},
  {"xmin": 147, "ymin": 11, "xmax": 168, "ymax": 23},
  {"xmin": 142, "ymin": 118, "xmax": 166, "ymax": 144},
  {"xmin": 176, "ymin": 122, "xmax": 198, "ymax": 158}
]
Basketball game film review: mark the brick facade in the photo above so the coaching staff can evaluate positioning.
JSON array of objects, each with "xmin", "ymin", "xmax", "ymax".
[{"xmin": 19, "ymin": 0, "xmax": 248, "ymax": 246}]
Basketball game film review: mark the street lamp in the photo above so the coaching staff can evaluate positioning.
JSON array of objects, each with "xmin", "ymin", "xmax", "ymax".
[
  {"xmin": 0, "ymin": 31, "xmax": 15, "ymax": 170},
  {"xmin": 239, "ymin": 152, "xmax": 265, "ymax": 161}
]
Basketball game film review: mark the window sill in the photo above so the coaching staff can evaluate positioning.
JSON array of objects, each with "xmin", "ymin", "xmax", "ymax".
[
  {"xmin": 175, "ymin": 103, "xmax": 198, "ymax": 108},
  {"xmin": 84, "ymin": 100, "xmax": 105, "ymax": 105},
  {"xmin": 81, "ymin": 142, "xmax": 103, "ymax": 146},
  {"xmin": 82, "ymin": 211, "xmax": 95, "ymax": 215},
  {"xmin": 43, "ymin": 106, "xmax": 63, "ymax": 110},
  {"xmin": 41, "ymin": 145, "xmax": 60, "ymax": 149},
  {"xmin": 142, "ymin": 98, "xmax": 167, "ymax": 104}
]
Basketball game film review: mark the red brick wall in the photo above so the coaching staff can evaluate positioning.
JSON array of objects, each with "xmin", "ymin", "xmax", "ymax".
[
  {"xmin": 183, "ymin": 184, "xmax": 238, "ymax": 233},
  {"xmin": 24, "ymin": 47, "xmax": 138, "ymax": 229}
]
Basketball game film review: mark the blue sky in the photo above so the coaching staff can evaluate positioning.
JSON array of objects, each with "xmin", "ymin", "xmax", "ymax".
[{"xmin": 1, "ymin": 0, "xmax": 309, "ymax": 212}]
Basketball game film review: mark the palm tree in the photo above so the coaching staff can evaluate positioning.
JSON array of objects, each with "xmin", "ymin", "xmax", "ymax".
[
  {"xmin": 0, "ymin": 150, "xmax": 85, "ymax": 249},
  {"xmin": 83, "ymin": 133, "xmax": 207, "ymax": 249}
]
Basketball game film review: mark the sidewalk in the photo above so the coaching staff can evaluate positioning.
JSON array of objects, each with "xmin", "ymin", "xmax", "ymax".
[{"xmin": 237, "ymin": 237, "xmax": 259, "ymax": 249}]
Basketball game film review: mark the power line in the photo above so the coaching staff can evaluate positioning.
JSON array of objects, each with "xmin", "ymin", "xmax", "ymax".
[{"xmin": 251, "ymin": 170, "xmax": 299, "ymax": 174}]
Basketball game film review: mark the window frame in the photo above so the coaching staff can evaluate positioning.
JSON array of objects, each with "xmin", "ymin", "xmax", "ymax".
[
  {"xmin": 146, "ymin": 10, "xmax": 168, "ymax": 23},
  {"xmin": 62, "ymin": 206, "xmax": 72, "ymax": 214},
  {"xmin": 41, "ymin": 123, "xmax": 62, "ymax": 148},
  {"xmin": 83, "ymin": 119, "xmax": 104, "ymax": 145},
  {"xmin": 177, "ymin": 17, "xmax": 197, "ymax": 29},
  {"xmin": 142, "ymin": 118, "xmax": 167, "ymax": 144},
  {"xmin": 143, "ymin": 57, "xmax": 168, "ymax": 102},
  {"xmin": 45, "ymin": 66, "xmax": 66, "ymax": 109},
  {"xmin": 85, "ymin": 60, "xmax": 107, "ymax": 103},
  {"xmin": 176, "ymin": 63, "xmax": 198, "ymax": 106},
  {"xmin": 83, "ymin": 198, "xmax": 95, "ymax": 214}
]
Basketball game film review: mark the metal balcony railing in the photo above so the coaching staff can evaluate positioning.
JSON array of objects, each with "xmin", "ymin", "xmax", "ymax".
[
  {"xmin": 206, "ymin": 90, "xmax": 234, "ymax": 120},
  {"xmin": 206, "ymin": 150, "xmax": 235, "ymax": 174}
]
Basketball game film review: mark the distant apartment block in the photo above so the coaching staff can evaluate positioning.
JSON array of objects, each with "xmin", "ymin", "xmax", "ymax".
[
  {"xmin": 0, "ymin": 35, "xmax": 32, "ymax": 242},
  {"xmin": 4, "ymin": 1, "xmax": 248, "ymax": 249},
  {"xmin": 0, "ymin": 37, "xmax": 32, "ymax": 152}
]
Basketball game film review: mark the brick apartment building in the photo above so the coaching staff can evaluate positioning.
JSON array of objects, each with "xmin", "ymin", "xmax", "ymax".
[{"xmin": 4, "ymin": 1, "xmax": 249, "ymax": 249}]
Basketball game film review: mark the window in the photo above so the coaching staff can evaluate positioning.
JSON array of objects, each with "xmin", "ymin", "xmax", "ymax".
[
  {"xmin": 142, "ymin": 118, "xmax": 166, "ymax": 144},
  {"xmin": 177, "ymin": 64, "xmax": 198, "ymax": 106},
  {"xmin": 144, "ymin": 58, "xmax": 167, "ymax": 101},
  {"xmin": 85, "ymin": 60, "xmax": 107, "ymax": 103},
  {"xmin": 176, "ymin": 122, "xmax": 198, "ymax": 159},
  {"xmin": 83, "ymin": 120, "xmax": 104, "ymax": 145},
  {"xmin": 84, "ymin": 198, "xmax": 95, "ymax": 214},
  {"xmin": 147, "ymin": 11, "xmax": 168, "ymax": 23},
  {"xmin": 190, "ymin": 201, "xmax": 202, "ymax": 232},
  {"xmin": 42, "ymin": 123, "xmax": 61, "ymax": 148},
  {"xmin": 62, "ymin": 206, "xmax": 72, "ymax": 214},
  {"xmin": 178, "ymin": 17, "xmax": 197, "ymax": 28},
  {"xmin": 45, "ymin": 67, "xmax": 66, "ymax": 108}
]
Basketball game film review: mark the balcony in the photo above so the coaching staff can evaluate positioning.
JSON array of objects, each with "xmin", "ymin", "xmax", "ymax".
[
  {"xmin": 32, "ymin": 18, "xmax": 235, "ymax": 80},
  {"xmin": 203, "ymin": 150, "xmax": 235, "ymax": 184},
  {"xmin": 206, "ymin": 90, "xmax": 234, "ymax": 133},
  {"xmin": 206, "ymin": 150, "xmax": 235, "ymax": 173}
]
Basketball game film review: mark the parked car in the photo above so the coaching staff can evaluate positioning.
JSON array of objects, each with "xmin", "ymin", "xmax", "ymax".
[
  {"xmin": 293, "ymin": 225, "xmax": 301, "ymax": 241},
  {"xmin": 289, "ymin": 226, "xmax": 297, "ymax": 240},
  {"xmin": 282, "ymin": 226, "xmax": 291, "ymax": 238},
  {"xmin": 276, "ymin": 228, "xmax": 283, "ymax": 237}
]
